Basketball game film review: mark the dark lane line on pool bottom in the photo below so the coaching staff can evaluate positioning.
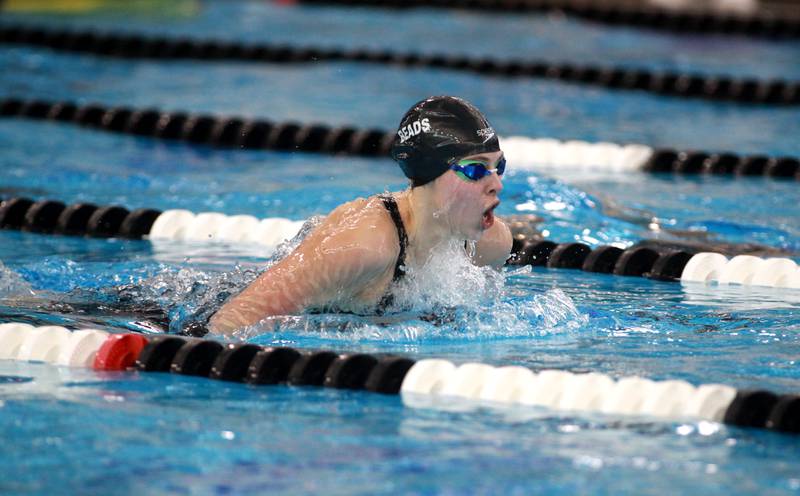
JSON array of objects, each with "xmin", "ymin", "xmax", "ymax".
[
  {"xmin": 1, "ymin": 24, "xmax": 799, "ymax": 105},
  {"xmin": 294, "ymin": 0, "xmax": 800, "ymax": 40}
]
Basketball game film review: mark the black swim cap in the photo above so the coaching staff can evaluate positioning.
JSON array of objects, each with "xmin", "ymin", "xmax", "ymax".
[{"xmin": 391, "ymin": 96, "xmax": 500, "ymax": 186}]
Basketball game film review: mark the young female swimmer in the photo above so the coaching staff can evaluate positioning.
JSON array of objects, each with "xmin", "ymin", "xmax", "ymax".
[{"xmin": 208, "ymin": 96, "xmax": 512, "ymax": 335}]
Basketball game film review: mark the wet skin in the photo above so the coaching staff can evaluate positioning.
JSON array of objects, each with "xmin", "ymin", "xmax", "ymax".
[{"xmin": 208, "ymin": 151, "xmax": 512, "ymax": 335}]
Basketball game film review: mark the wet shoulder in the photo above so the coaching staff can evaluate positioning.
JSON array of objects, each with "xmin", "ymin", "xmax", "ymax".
[
  {"xmin": 324, "ymin": 196, "xmax": 391, "ymax": 229},
  {"xmin": 310, "ymin": 196, "xmax": 400, "ymax": 266}
]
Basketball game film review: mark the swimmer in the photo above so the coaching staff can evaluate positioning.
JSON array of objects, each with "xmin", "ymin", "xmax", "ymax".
[{"xmin": 208, "ymin": 96, "xmax": 512, "ymax": 335}]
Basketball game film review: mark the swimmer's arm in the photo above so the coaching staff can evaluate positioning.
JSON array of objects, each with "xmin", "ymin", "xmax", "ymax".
[
  {"xmin": 472, "ymin": 218, "xmax": 513, "ymax": 268},
  {"xmin": 206, "ymin": 255, "xmax": 309, "ymax": 336},
  {"xmin": 208, "ymin": 217, "xmax": 393, "ymax": 336}
]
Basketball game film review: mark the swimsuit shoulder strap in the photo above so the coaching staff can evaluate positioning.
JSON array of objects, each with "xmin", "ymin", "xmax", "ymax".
[{"xmin": 378, "ymin": 194, "xmax": 407, "ymax": 282}]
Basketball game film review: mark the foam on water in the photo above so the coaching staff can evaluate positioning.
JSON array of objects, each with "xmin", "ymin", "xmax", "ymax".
[
  {"xmin": 114, "ymin": 265, "xmax": 261, "ymax": 333},
  {"xmin": 229, "ymin": 285, "xmax": 586, "ymax": 344},
  {"xmin": 0, "ymin": 262, "xmax": 35, "ymax": 298},
  {"xmin": 229, "ymin": 240, "xmax": 587, "ymax": 343},
  {"xmin": 121, "ymin": 215, "xmax": 327, "ymax": 332}
]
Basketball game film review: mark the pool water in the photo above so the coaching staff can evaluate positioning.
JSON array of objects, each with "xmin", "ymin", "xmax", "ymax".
[{"xmin": 1, "ymin": 1, "xmax": 800, "ymax": 494}]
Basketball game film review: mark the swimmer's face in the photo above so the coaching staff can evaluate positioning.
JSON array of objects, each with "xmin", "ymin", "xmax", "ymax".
[{"xmin": 433, "ymin": 150, "xmax": 504, "ymax": 239}]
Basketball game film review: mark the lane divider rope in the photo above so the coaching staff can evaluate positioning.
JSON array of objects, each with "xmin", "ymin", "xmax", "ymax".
[
  {"xmin": 0, "ymin": 322, "xmax": 797, "ymax": 434},
  {"xmin": 2, "ymin": 195, "xmax": 798, "ymax": 289},
  {"xmin": 2, "ymin": 98, "xmax": 799, "ymax": 179},
  {"xmin": 680, "ymin": 252, "xmax": 800, "ymax": 287},
  {"xmin": 0, "ymin": 97, "xmax": 392, "ymax": 157},
  {"xmin": 501, "ymin": 136, "xmax": 800, "ymax": 178},
  {"xmin": 148, "ymin": 209, "xmax": 305, "ymax": 247},
  {"xmin": 509, "ymin": 239, "xmax": 800, "ymax": 288},
  {"xmin": 295, "ymin": 0, "xmax": 800, "ymax": 40},
  {"xmin": 0, "ymin": 197, "xmax": 305, "ymax": 252},
  {"xmin": 1, "ymin": 25, "xmax": 799, "ymax": 105}
]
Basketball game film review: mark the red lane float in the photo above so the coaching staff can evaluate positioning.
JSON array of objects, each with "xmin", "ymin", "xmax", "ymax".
[{"xmin": 92, "ymin": 333, "xmax": 149, "ymax": 371}]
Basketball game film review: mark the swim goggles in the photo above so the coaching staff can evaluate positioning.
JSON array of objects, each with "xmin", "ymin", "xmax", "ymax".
[{"xmin": 450, "ymin": 157, "xmax": 506, "ymax": 182}]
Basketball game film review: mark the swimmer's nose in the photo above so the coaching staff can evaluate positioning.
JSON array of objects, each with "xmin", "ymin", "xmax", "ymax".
[{"xmin": 485, "ymin": 170, "xmax": 503, "ymax": 195}]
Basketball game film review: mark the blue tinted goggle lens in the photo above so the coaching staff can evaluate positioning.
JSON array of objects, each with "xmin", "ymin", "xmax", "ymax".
[{"xmin": 451, "ymin": 157, "xmax": 506, "ymax": 181}]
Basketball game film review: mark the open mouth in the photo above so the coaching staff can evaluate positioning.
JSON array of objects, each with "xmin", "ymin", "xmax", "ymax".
[{"xmin": 481, "ymin": 202, "xmax": 499, "ymax": 230}]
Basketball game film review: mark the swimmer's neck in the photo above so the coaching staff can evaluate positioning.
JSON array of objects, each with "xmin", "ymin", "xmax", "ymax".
[{"xmin": 399, "ymin": 187, "xmax": 463, "ymax": 257}]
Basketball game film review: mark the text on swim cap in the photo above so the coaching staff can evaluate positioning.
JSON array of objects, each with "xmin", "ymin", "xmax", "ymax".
[
  {"xmin": 476, "ymin": 127, "xmax": 495, "ymax": 139},
  {"xmin": 397, "ymin": 118, "xmax": 431, "ymax": 143}
]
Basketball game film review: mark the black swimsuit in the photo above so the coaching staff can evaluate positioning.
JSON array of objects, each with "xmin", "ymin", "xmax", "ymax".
[
  {"xmin": 374, "ymin": 195, "xmax": 462, "ymax": 325},
  {"xmin": 376, "ymin": 194, "xmax": 408, "ymax": 312}
]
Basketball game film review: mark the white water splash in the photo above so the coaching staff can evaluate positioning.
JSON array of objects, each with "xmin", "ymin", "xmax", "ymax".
[
  {"xmin": 117, "ymin": 265, "xmax": 262, "ymax": 332},
  {"xmin": 233, "ymin": 285, "xmax": 586, "ymax": 343},
  {"xmin": 391, "ymin": 239, "xmax": 506, "ymax": 311},
  {"xmin": 269, "ymin": 215, "xmax": 324, "ymax": 265},
  {"xmin": 0, "ymin": 261, "xmax": 35, "ymax": 298},
  {"xmin": 232, "ymin": 240, "xmax": 587, "ymax": 343}
]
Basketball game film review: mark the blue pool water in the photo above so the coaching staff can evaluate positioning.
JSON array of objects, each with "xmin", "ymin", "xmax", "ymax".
[
  {"xmin": 2, "ymin": 1, "xmax": 800, "ymax": 494},
  {"xmin": 4, "ymin": 0, "xmax": 800, "ymax": 79},
  {"xmin": 3, "ymin": 47, "xmax": 800, "ymax": 156}
]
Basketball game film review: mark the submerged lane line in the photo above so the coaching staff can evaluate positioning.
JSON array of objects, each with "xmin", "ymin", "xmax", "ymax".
[{"xmin": 1, "ymin": 24, "xmax": 799, "ymax": 104}]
